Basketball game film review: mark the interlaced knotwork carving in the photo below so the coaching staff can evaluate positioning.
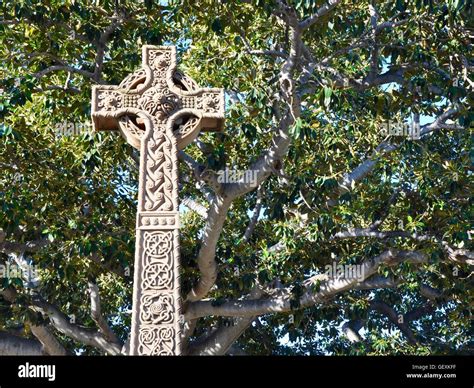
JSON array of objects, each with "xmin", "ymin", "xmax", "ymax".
[
  {"xmin": 138, "ymin": 87, "xmax": 180, "ymax": 121},
  {"xmin": 140, "ymin": 292, "xmax": 174, "ymax": 325},
  {"xmin": 142, "ymin": 125, "xmax": 175, "ymax": 212},
  {"xmin": 138, "ymin": 326, "xmax": 175, "ymax": 355},
  {"xmin": 174, "ymin": 117, "xmax": 200, "ymax": 138},
  {"xmin": 119, "ymin": 68, "xmax": 147, "ymax": 91}
]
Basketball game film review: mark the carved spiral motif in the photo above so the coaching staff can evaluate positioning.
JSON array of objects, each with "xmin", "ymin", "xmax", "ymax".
[{"xmin": 141, "ymin": 293, "xmax": 174, "ymax": 324}]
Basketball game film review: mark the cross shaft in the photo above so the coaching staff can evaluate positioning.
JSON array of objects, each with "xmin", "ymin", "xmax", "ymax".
[{"xmin": 91, "ymin": 45, "xmax": 224, "ymax": 355}]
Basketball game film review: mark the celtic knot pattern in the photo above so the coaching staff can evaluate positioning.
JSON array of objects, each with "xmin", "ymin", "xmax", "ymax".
[
  {"xmin": 138, "ymin": 87, "xmax": 180, "ymax": 120},
  {"xmin": 119, "ymin": 68, "xmax": 147, "ymax": 92},
  {"xmin": 138, "ymin": 326, "xmax": 175, "ymax": 355},
  {"xmin": 174, "ymin": 117, "xmax": 200, "ymax": 138},
  {"xmin": 143, "ymin": 127, "xmax": 175, "ymax": 212},
  {"xmin": 118, "ymin": 116, "xmax": 145, "ymax": 150},
  {"xmin": 142, "ymin": 262, "xmax": 173, "ymax": 290},
  {"xmin": 144, "ymin": 231, "xmax": 173, "ymax": 258},
  {"xmin": 173, "ymin": 71, "xmax": 199, "ymax": 92},
  {"xmin": 140, "ymin": 293, "xmax": 174, "ymax": 324},
  {"xmin": 142, "ymin": 231, "xmax": 174, "ymax": 291}
]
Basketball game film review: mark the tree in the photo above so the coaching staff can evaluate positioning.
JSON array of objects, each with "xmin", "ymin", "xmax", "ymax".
[{"xmin": 0, "ymin": 0, "xmax": 472, "ymax": 355}]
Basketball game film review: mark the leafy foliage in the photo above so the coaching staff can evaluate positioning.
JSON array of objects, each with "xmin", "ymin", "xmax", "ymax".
[{"xmin": 0, "ymin": 0, "xmax": 472, "ymax": 355}]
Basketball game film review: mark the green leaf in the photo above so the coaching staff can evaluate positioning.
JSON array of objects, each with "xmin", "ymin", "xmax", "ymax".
[
  {"xmin": 289, "ymin": 117, "xmax": 303, "ymax": 139},
  {"xmin": 323, "ymin": 87, "xmax": 332, "ymax": 108}
]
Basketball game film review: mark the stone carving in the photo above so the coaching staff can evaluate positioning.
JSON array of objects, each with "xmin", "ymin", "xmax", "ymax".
[
  {"xmin": 142, "ymin": 262, "xmax": 173, "ymax": 290},
  {"xmin": 143, "ymin": 125, "xmax": 175, "ymax": 212},
  {"xmin": 197, "ymin": 92, "xmax": 222, "ymax": 113},
  {"xmin": 97, "ymin": 91, "xmax": 123, "ymax": 111},
  {"xmin": 144, "ymin": 231, "xmax": 173, "ymax": 258},
  {"xmin": 119, "ymin": 68, "xmax": 147, "ymax": 92},
  {"xmin": 140, "ymin": 292, "xmax": 174, "ymax": 324},
  {"xmin": 138, "ymin": 87, "xmax": 180, "ymax": 120},
  {"xmin": 91, "ymin": 46, "xmax": 225, "ymax": 355},
  {"xmin": 138, "ymin": 326, "xmax": 175, "ymax": 355},
  {"xmin": 138, "ymin": 213, "xmax": 179, "ymax": 229}
]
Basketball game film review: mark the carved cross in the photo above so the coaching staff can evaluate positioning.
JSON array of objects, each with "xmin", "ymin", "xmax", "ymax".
[{"xmin": 91, "ymin": 46, "xmax": 224, "ymax": 355}]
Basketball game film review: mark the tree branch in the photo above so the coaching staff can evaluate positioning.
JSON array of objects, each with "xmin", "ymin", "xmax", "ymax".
[
  {"xmin": 342, "ymin": 319, "xmax": 364, "ymax": 343},
  {"xmin": 243, "ymin": 187, "xmax": 263, "ymax": 242},
  {"xmin": 326, "ymin": 106, "xmax": 461, "ymax": 205},
  {"xmin": 299, "ymin": 0, "xmax": 341, "ymax": 30},
  {"xmin": 183, "ymin": 1, "xmax": 306, "ymax": 303},
  {"xmin": 332, "ymin": 228, "xmax": 474, "ymax": 266},
  {"xmin": 33, "ymin": 65, "xmax": 95, "ymax": 81},
  {"xmin": 186, "ymin": 195, "xmax": 232, "ymax": 302},
  {"xmin": 182, "ymin": 197, "xmax": 208, "ymax": 218},
  {"xmin": 0, "ymin": 237, "xmax": 50, "ymax": 254},
  {"xmin": 178, "ymin": 151, "xmax": 223, "ymax": 194},
  {"xmin": 187, "ymin": 288, "xmax": 263, "ymax": 354},
  {"xmin": 31, "ymin": 297, "xmax": 122, "ymax": 355},
  {"xmin": 188, "ymin": 317, "xmax": 255, "ymax": 355},
  {"xmin": 239, "ymin": 29, "xmax": 286, "ymax": 58},
  {"xmin": 185, "ymin": 249, "xmax": 427, "ymax": 319},
  {"xmin": 93, "ymin": 11, "xmax": 128, "ymax": 82},
  {"xmin": 30, "ymin": 325, "xmax": 69, "ymax": 355},
  {"xmin": 369, "ymin": 300, "xmax": 418, "ymax": 344},
  {"xmin": 88, "ymin": 282, "xmax": 121, "ymax": 346},
  {"xmin": 0, "ymin": 332, "xmax": 44, "ymax": 355}
]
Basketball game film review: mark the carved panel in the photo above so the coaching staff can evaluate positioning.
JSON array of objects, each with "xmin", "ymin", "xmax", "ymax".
[
  {"xmin": 143, "ymin": 231, "xmax": 173, "ymax": 259},
  {"xmin": 142, "ymin": 126, "xmax": 176, "ymax": 212},
  {"xmin": 140, "ymin": 292, "xmax": 174, "ymax": 325},
  {"xmin": 97, "ymin": 90, "xmax": 123, "ymax": 111},
  {"xmin": 138, "ymin": 213, "xmax": 179, "ymax": 230},
  {"xmin": 138, "ymin": 87, "xmax": 180, "ymax": 120},
  {"xmin": 197, "ymin": 92, "xmax": 223, "ymax": 113},
  {"xmin": 119, "ymin": 68, "xmax": 147, "ymax": 92},
  {"xmin": 138, "ymin": 326, "xmax": 175, "ymax": 355}
]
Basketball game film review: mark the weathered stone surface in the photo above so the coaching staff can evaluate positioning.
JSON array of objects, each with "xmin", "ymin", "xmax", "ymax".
[{"xmin": 91, "ymin": 45, "xmax": 225, "ymax": 355}]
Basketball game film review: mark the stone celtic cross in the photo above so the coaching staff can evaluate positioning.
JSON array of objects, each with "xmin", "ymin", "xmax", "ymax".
[{"xmin": 91, "ymin": 46, "xmax": 224, "ymax": 355}]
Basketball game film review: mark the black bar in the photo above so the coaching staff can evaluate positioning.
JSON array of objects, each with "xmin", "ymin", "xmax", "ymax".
[{"xmin": 0, "ymin": 356, "xmax": 471, "ymax": 387}]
